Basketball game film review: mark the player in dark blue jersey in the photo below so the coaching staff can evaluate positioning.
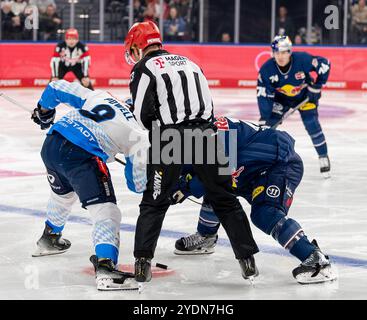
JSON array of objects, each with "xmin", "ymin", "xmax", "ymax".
[
  {"xmin": 170, "ymin": 116, "xmax": 336, "ymax": 284},
  {"xmin": 257, "ymin": 35, "xmax": 331, "ymax": 178}
]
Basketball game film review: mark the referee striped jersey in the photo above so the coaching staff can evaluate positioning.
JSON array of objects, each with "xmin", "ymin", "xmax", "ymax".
[
  {"xmin": 50, "ymin": 41, "xmax": 91, "ymax": 78},
  {"xmin": 129, "ymin": 50, "xmax": 214, "ymax": 130}
]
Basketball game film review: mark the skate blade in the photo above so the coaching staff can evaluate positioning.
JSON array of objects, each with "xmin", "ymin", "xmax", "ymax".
[
  {"xmin": 174, "ymin": 247, "xmax": 215, "ymax": 255},
  {"xmin": 97, "ymin": 278, "xmax": 139, "ymax": 291},
  {"xmin": 295, "ymin": 267, "xmax": 337, "ymax": 285},
  {"xmin": 242, "ymin": 268, "xmax": 259, "ymax": 284},
  {"xmin": 321, "ymin": 171, "xmax": 331, "ymax": 179},
  {"xmin": 32, "ymin": 247, "xmax": 69, "ymax": 257},
  {"xmin": 246, "ymin": 276, "xmax": 256, "ymax": 286}
]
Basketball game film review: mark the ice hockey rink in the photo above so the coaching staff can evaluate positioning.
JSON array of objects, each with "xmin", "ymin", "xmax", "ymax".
[{"xmin": 0, "ymin": 87, "xmax": 366, "ymax": 300}]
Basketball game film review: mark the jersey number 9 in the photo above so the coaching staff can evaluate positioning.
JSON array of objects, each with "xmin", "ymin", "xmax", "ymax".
[{"xmin": 79, "ymin": 105, "xmax": 116, "ymax": 123}]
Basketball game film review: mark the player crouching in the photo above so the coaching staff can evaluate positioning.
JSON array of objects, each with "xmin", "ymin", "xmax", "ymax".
[
  {"xmin": 50, "ymin": 28, "xmax": 94, "ymax": 90},
  {"xmin": 31, "ymin": 80, "xmax": 149, "ymax": 291},
  {"xmin": 170, "ymin": 116, "xmax": 337, "ymax": 284}
]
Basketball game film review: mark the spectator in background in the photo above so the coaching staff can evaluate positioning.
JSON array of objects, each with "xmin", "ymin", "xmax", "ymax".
[
  {"xmin": 163, "ymin": 6, "xmax": 186, "ymax": 41},
  {"xmin": 351, "ymin": 0, "xmax": 367, "ymax": 44},
  {"xmin": 169, "ymin": 0, "xmax": 189, "ymax": 20},
  {"xmin": 11, "ymin": 0, "xmax": 27, "ymax": 16},
  {"xmin": 294, "ymin": 34, "xmax": 304, "ymax": 45},
  {"xmin": 40, "ymin": 4, "xmax": 62, "ymax": 40},
  {"xmin": 133, "ymin": 0, "xmax": 146, "ymax": 23},
  {"xmin": 221, "ymin": 32, "xmax": 231, "ymax": 43},
  {"xmin": 275, "ymin": 6, "xmax": 295, "ymax": 41},
  {"xmin": 29, "ymin": 0, "xmax": 56, "ymax": 14},
  {"xmin": 1, "ymin": 1, "xmax": 16, "ymax": 40},
  {"xmin": 143, "ymin": 1, "xmax": 158, "ymax": 24}
]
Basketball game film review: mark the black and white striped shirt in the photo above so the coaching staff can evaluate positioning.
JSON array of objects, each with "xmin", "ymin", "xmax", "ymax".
[
  {"xmin": 50, "ymin": 41, "xmax": 91, "ymax": 78},
  {"xmin": 129, "ymin": 50, "xmax": 214, "ymax": 130}
]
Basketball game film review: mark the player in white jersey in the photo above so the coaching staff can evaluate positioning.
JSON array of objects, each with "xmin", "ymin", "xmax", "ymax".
[{"xmin": 31, "ymin": 80, "xmax": 149, "ymax": 291}]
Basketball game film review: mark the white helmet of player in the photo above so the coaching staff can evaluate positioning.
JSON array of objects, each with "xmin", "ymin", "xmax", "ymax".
[{"xmin": 271, "ymin": 35, "xmax": 292, "ymax": 53}]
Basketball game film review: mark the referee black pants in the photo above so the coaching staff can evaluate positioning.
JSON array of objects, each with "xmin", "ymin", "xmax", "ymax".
[{"xmin": 134, "ymin": 122, "xmax": 259, "ymax": 260}]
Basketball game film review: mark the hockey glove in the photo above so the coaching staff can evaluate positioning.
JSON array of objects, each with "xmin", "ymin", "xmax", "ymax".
[
  {"xmin": 169, "ymin": 174, "xmax": 193, "ymax": 205},
  {"xmin": 307, "ymin": 84, "xmax": 322, "ymax": 104},
  {"xmin": 258, "ymin": 119, "xmax": 271, "ymax": 129},
  {"xmin": 31, "ymin": 104, "xmax": 56, "ymax": 130},
  {"xmin": 125, "ymin": 98, "xmax": 134, "ymax": 112}
]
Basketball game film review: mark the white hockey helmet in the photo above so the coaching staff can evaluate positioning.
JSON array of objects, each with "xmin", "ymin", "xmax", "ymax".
[{"xmin": 271, "ymin": 35, "xmax": 292, "ymax": 53}]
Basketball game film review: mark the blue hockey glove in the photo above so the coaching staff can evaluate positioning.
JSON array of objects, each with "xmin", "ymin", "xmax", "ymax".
[
  {"xmin": 31, "ymin": 104, "xmax": 56, "ymax": 130},
  {"xmin": 125, "ymin": 98, "xmax": 134, "ymax": 112},
  {"xmin": 169, "ymin": 174, "xmax": 193, "ymax": 205},
  {"xmin": 307, "ymin": 84, "xmax": 322, "ymax": 104},
  {"xmin": 264, "ymin": 102, "xmax": 284, "ymax": 127}
]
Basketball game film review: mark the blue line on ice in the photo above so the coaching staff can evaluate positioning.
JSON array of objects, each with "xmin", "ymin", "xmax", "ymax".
[{"xmin": 1, "ymin": 204, "xmax": 366, "ymax": 269}]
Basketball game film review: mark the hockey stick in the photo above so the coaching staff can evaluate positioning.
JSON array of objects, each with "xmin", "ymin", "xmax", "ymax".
[
  {"xmin": 0, "ymin": 92, "xmax": 33, "ymax": 114},
  {"xmin": 114, "ymin": 155, "xmax": 126, "ymax": 166},
  {"xmin": 271, "ymin": 96, "xmax": 309, "ymax": 129},
  {"xmin": 1, "ymin": 92, "xmax": 201, "ymax": 206},
  {"xmin": 114, "ymin": 156, "xmax": 203, "ymax": 205}
]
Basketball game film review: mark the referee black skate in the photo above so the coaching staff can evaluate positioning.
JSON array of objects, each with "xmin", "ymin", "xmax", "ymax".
[{"xmin": 124, "ymin": 21, "xmax": 259, "ymax": 283}]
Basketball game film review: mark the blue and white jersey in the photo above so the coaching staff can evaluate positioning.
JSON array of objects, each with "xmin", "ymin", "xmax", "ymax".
[{"xmin": 38, "ymin": 80, "xmax": 149, "ymax": 193}]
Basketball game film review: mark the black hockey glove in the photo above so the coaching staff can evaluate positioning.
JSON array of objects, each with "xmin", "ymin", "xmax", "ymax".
[
  {"xmin": 125, "ymin": 98, "xmax": 134, "ymax": 112},
  {"xmin": 169, "ymin": 174, "xmax": 193, "ymax": 205},
  {"xmin": 307, "ymin": 84, "xmax": 322, "ymax": 104},
  {"xmin": 31, "ymin": 104, "xmax": 56, "ymax": 130}
]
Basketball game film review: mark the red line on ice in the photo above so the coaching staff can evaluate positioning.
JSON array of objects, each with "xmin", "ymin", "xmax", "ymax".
[{"xmin": 0, "ymin": 169, "xmax": 43, "ymax": 178}]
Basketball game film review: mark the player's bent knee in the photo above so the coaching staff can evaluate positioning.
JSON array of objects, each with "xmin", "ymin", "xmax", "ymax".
[
  {"xmin": 250, "ymin": 205, "xmax": 285, "ymax": 235},
  {"xmin": 270, "ymin": 216, "xmax": 304, "ymax": 250},
  {"xmin": 87, "ymin": 202, "xmax": 122, "ymax": 224}
]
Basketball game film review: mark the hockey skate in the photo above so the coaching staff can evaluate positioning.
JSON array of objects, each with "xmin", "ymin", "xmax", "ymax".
[
  {"xmin": 135, "ymin": 257, "xmax": 152, "ymax": 283},
  {"xmin": 90, "ymin": 255, "xmax": 138, "ymax": 291},
  {"xmin": 292, "ymin": 240, "xmax": 337, "ymax": 284},
  {"xmin": 32, "ymin": 223, "xmax": 71, "ymax": 257},
  {"xmin": 174, "ymin": 232, "xmax": 218, "ymax": 255},
  {"xmin": 319, "ymin": 155, "xmax": 331, "ymax": 178},
  {"xmin": 238, "ymin": 255, "xmax": 259, "ymax": 282}
]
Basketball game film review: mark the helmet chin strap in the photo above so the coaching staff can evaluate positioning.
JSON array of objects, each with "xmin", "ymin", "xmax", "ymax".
[{"xmin": 125, "ymin": 48, "xmax": 143, "ymax": 65}]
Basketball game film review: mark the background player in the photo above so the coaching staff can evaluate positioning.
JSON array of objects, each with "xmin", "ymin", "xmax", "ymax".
[
  {"xmin": 31, "ymin": 80, "xmax": 149, "ymax": 290},
  {"xmin": 257, "ymin": 35, "xmax": 331, "ymax": 178},
  {"xmin": 171, "ymin": 116, "xmax": 336, "ymax": 284},
  {"xmin": 50, "ymin": 28, "xmax": 94, "ymax": 90}
]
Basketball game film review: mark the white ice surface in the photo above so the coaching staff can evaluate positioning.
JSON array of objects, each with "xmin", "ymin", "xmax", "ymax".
[{"xmin": 0, "ymin": 88, "xmax": 366, "ymax": 300}]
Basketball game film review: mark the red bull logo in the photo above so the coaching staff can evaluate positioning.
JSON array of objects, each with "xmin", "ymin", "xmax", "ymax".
[
  {"xmin": 231, "ymin": 166, "xmax": 244, "ymax": 188},
  {"xmin": 276, "ymin": 84, "xmax": 306, "ymax": 97},
  {"xmin": 214, "ymin": 116, "xmax": 229, "ymax": 131}
]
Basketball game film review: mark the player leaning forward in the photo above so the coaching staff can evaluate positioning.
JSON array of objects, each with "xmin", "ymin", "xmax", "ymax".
[
  {"xmin": 124, "ymin": 21, "xmax": 259, "ymax": 283},
  {"xmin": 31, "ymin": 80, "xmax": 149, "ymax": 290},
  {"xmin": 171, "ymin": 116, "xmax": 336, "ymax": 284},
  {"xmin": 50, "ymin": 28, "xmax": 93, "ymax": 90},
  {"xmin": 257, "ymin": 35, "xmax": 331, "ymax": 177}
]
